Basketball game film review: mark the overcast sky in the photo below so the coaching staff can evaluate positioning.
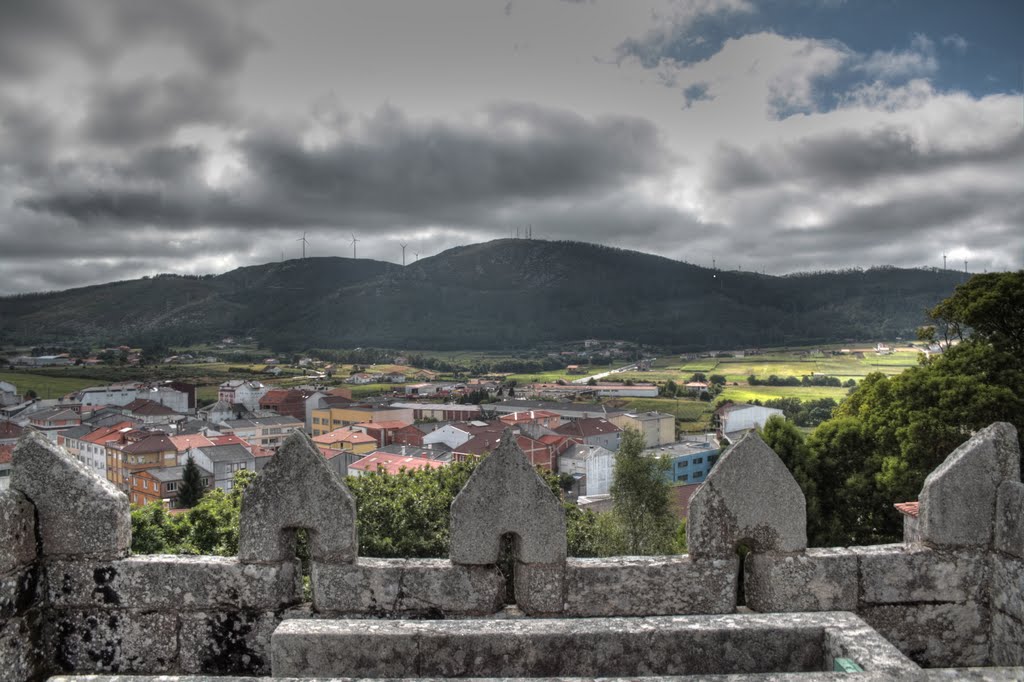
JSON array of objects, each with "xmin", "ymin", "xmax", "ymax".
[{"xmin": 1, "ymin": 0, "xmax": 1022, "ymax": 294}]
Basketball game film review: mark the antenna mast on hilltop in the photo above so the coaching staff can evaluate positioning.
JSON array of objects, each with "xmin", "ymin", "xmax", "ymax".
[
  {"xmin": 296, "ymin": 232, "xmax": 310, "ymax": 259},
  {"xmin": 350, "ymin": 233, "xmax": 360, "ymax": 259},
  {"xmin": 943, "ymin": 251, "xmax": 947, "ymax": 271},
  {"xmin": 400, "ymin": 242, "xmax": 407, "ymax": 266}
]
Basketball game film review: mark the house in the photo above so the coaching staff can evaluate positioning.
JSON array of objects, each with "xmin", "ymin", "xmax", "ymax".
[
  {"xmin": 120, "ymin": 399, "xmax": 184, "ymax": 425},
  {"xmin": 353, "ymin": 420, "xmax": 409, "ymax": 447},
  {"xmin": 129, "ymin": 464, "xmax": 212, "ymax": 508},
  {"xmin": 259, "ymin": 388, "xmax": 312, "ymax": 422},
  {"xmin": 345, "ymin": 373, "xmax": 380, "ymax": 385},
  {"xmin": 611, "ymin": 412, "xmax": 675, "ymax": 448},
  {"xmin": 76, "ymin": 383, "xmax": 144, "ymax": 409},
  {"xmin": 13, "ymin": 354, "xmax": 72, "ymax": 367},
  {"xmin": 310, "ymin": 405, "xmax": 413, "ymax": 436},
  {"xmin": 218, "ymin": 415, "xmax": 303, "ymax": 449},
  {"xmin": 55, "ymin": 424, "xmax": 93, "ymax": 461},
  {"xmin": 105, "ymin": 431, "xmax": 178, "ymax": 489},
  {"xmin": 714, "ymin": 403, "xmax": 785, "ymax": 441},
  {"xmin": 392, "ymin": 423, "xmax": 426, "ymax": 446},
  {"xmin": 558, "ymin": 443, "xmax": 615, "ymax": 497},
  {"xmin": 0, "ymin": 444, "xmax": 12, "ymax": 491},
  {"xmin": 198, "ymin": 400, "xmax": 242, "ymax": 424},
  {"xmin": 387, "ymin": 402, "xmax": 482, "ymax": 422},
  {"xmin": 555, "ymin": 418, "xmax": 622, "ymax": 451},
  {"xmin": 491, "ymin": 400, "xmax": 625, "ymax": 422},
  {"xmin": 499, "ymin": 410, "xmax": 562, "ymax": 430},
  {"xmin": 217, "ymin": 380, "xmax": 270, "ymax": 412},
  {"xmin": 566, "ymin": 365, "xmax": 585, "ymax": 375},
  {"xmin": 453, "ymin": 432, "xmax": 558, "ymax": 469},
  {"xmin": 648, "ymin": 440, "xmax": 721, "ymax": 485},
  {"xmin": 347, "ymin": 451, "xmax": 446, "ymax": 477},
  {"xmin": 312, "ymin": 427, "xmax": 378, "ymax": 454},
  {"xmin": 0, "ymin": 381, "xmax": 20, "ymax": 407},
  {"xmin": 422, "ymin": 423, "xmax": 480, "ymax": 450},
  {"xmin": 374, "ymin": 443, "xmax": 453, "ymax": 462},
  {"xmin": 683, "ymin": 381, "xmax": 709, "ymax": 395},
  {"xmin": 28, "ymin": 407, "xmax": 82, "ymax": 439},
  {"xmin": 188, "ymin": 444, "xmax": 255, "ymax": 491},
  {"xmin": 78, "ymin": 422, "xmax": 135, "ymax": 477},
  {"xmin": 383, "ymin": 372, "xmax": 407, "ymax": 384},
  {"xmin": 0, "ymin": 419, "xmax": 24, "ymax": 444}
]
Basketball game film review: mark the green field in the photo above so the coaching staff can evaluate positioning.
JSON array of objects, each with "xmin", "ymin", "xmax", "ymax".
[
  {"xmin": 0, "ymin": 371, "xmax": 97, "ymax": 400},
  {"xmin": 718, "ymin": 385, "xmax": 852, "ymax": 403}
]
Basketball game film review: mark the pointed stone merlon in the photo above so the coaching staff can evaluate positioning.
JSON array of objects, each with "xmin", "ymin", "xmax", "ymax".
[
  {"xmin": 238, "ymin": 431, "xmax": 357, "ymax": 564},
  {"xmin": 11, "ymin": 431, "xmax": 129, "ymax": 560},
  {"xmin": 450, "ymin": 430, "xmax": 566, "ymax": 614},
  {"xmin": 450, "ymin": 430, "xmax": 566, "ymax": 565},
  {"xmin": 918, "ymin": 422, "xmax": 1020, "ymax": 549},
  {"xmin": 687, "ymin": 431, "xmax": 807, "ymax": 559}
]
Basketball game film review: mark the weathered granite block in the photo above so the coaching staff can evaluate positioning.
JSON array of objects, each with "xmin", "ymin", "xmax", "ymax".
[
  {"xmin": 178, "ymin": 610, "xmax": 281, "ymax": 675},
  {"xmin": 271, "ymin": 612, "xmax": 922, "ymax": 678},
  {"xmin": 919, "ymin": 422, "xmax": 1020, "ymax": 549},
  {"xmin": 0, "ymin": 609, "xmax": 42, "ymax": 682},
  {"xmin": 991, "ymin": 609, "xmax": 1024, "ymax": 667},
  {"xmin": 687, "ymin": 431, "xmax": 806, "ymax": 559},
  {"xmin": 311, "ymin": 558, "xmax": 503, "ymax": 615},
  {"xmin": 514, "ymin": 561, "xmax": 564, "ymax": 615},
  {"xmin": 991, "ymin": 555, "xmax": 1024, "ymax": 621},
  {"xmin": 855, "ymin": 544, "xmax": 988, "ymax": 604},
  {"xmin": 273, "ymin": 618, "xmax": 421, "ymax": 678},
  {"xmin": 11, "ymin": 432, "xmax": 130, "ymax": 560},
  {"xmin": 450, "ymin": 430, "xmax": 566, "ymax": 566},
  {"xmin": 745, "ymin": 548, "xmax": 858, "ymax": 612},
  {"xmin": 563, "ymin": 555, "xmax": 738, "ymax": 616},
  {"xmin": 238, "ymin": 431, "xmax": 357, "ymax": 565},
  {"xmin": 0, "ymin": 489, "xmax": 37, "ymax": 575},
  {"xmin": 44, "ymin": 608, "xmax": 178, "ymax": 674},
  {"xmin": 0, "ymin": 564, "xmax": 40, "ymax": 619},
  {"xmin": 995, "ymin": 480, "xmax": 1024, "ymax": 559},
  {"xmin": 860, "ymin": 602, "xmax": 990, "ymax": 668},
  {"xmin": 46, "ymin": 555, "xmax": 300, "ymax": 611}
]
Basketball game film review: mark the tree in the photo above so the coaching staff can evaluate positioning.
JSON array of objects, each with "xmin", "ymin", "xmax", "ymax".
[
  {"xmin": 928, "ymin": 271, "xmax": 1024, "ymax": 353},
  {"xmin": 177, "ymin": 454, "xmax": 205, "ymax": 509},
  {"xmin": 610, "ymin": 428, "xmax": 676, "ymax": 555}
]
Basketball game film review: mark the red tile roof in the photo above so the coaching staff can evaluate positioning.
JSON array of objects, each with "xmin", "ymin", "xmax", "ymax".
[
  {"xmin": 348, "ymin": 451, "xmax": 445, "ymax": 475},
  {"xmin": 500, "ymin": 410, "xmax": 560, "ymax": 424},
  {"xmin": 894, "ymin": 501, "xmax": 920, "ymax": 518},
  {"xmin": 82, "ymin": 422, "xmax": 135, "ymax": 445},
  {"xmin": 355, "ymin": 420, "xmax": 412, "ymax": 430},
  {"xmin": 169, "ymin": 434, "xmax": 216, "ymax": 452},
  {"xmin": 313, "ymin": 428, "xmax": 377, "ymax": 445},
  {"xmin": 0, "ymin": 421, "xmax": 24, "ymax": 439},
  {"xmin": 555, "ymin": 418, "xmax": 621, "ymax": 439}
]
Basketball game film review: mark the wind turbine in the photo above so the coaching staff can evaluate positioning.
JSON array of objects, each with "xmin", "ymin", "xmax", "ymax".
[
  {"xmin": 413, "ymin": 251, "xmax": 419, "ymax": 262},
  {"xmin": 350, "ymin": 233, "xmax": 360, "ymax": 259},
  {"xmin": 400, "ymin": 242, "xmax": 407, "ymax": 266},
  {"xmin": 296, "ymin": 232, "xmax": 309, "ymax": 259}
]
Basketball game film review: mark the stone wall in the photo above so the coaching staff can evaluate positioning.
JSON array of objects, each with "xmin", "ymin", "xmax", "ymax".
[{"xmin": 0, "ymin": 424, "xmax": 1022, "ymax": 679}]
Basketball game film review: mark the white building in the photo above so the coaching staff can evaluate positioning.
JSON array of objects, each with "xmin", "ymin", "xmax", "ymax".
[
  {"xmin": 0, "ymin": 381, "xmax": 20, "ymax": 407},
  {"xmin": 78, "ymin": 383, "xmax": 143, "ymax": 408},
  {"xmin": 422, "ymin": 424, "xmax": 476, "ymax": 450},
  {"xmin": 218, "ymin": 380, "xmax": 270, "ymax": 412},
  {"xmin": 558, "ymin": 443, "xmax": 614, "ymax": 497},
  {"xmin": 716, "ymin": 404, "xmax": 785, "ymax": 440}
]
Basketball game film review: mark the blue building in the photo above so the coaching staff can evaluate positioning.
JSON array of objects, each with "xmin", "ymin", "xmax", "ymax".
[{"xmin": 648, "ymin": 440, "xmax": 721, "ymax": 485}]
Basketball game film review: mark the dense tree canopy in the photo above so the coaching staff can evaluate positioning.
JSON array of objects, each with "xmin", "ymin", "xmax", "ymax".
[{"xmin": 762, "ymin": 271, "xmax": 1024, "ymax": 546}]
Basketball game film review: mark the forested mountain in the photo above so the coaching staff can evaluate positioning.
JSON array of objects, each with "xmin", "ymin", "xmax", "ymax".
[{"xmin": 0, "ymin": 239, "xmax": 967, "ymax": 350}]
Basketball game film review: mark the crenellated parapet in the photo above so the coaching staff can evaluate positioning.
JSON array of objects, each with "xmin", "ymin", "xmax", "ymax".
[{"xmin": 0, "ymin": 424, "xmax": 1021, "ymax": 679}]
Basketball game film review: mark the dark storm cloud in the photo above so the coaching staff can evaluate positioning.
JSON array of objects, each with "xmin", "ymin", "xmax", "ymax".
[
  {"xmin": 0, "ymin": 95, "xmax": 57, "ymax": 177},
  {"xmin": 82, "ymin": 76, "xmax": 236, "ymax": 146},
  {"xmin": 708, "ymin": 126, "xmax": 1024, "ymax": 192},
  {"xmin": 22, "ymin": 103, "xmax": 674, "ymax": 230},
  {"xmin": 0, "ymin": 0, "xmax": 263, "ymax": 80}
]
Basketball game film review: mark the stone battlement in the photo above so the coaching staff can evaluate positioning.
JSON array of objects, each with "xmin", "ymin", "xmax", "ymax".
[{"xmin": 1, "ymin": 423, "xmax": 1022, "ymax": 680}]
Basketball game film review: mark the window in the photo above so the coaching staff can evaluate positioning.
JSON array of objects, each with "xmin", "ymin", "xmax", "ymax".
[
  {"xmin": 677, "ymin": 460, "xmax": 688, "ymax": 468},
  {"xmin": 680, "ymin": 473, "xmax": 688, "ymax": 481},
  {"xmin": 313, "ymin": 417, "xmax": 320, "ymax": 424},
  {"xmin": 165, "ymin": 482, "xmax": 177, "ymax": 492},
  {"xmin": 694, "ymin": 457, "xmax": 703, "ymax": 464},
  {"xmin": 142, "ymin": 479, "xmax": 148, "ymax": 490},
  {"xmin": 708, "ymin": 454, "xmax": 719, "ymax": 467}
]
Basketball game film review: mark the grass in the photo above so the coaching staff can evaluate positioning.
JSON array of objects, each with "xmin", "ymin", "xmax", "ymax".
[
  {"xmin": 718, "ymin": 385, "xmax": 852, "ymax": 403},
  {"xmin": 620, "ymin": 397, "xmax": 711, "ymax": 422},
  {"xmin": 0, "ymin": 370, "xmax": 97, "ymax": 400}
]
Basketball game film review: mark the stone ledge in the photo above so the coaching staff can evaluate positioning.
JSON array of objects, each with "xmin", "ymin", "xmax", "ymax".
[
  {"xmin": 311, "ymin": 558, "xmax": 503, "ymax": 616},
  {"xmin": 563, "ymin": 555, "xmax": 738, "ymax": 616},
  {"xmin": 178, "ymin": 610, "xmax": 281, "ymax": 676},
  {"xmin": 991, "ymin": 609, "xmax": 1024, "ymax": 667},
  {"xmin": 45, "ymin": 556, "xmax": 301, "ymax": 611},
  {"xmin": 745, "ymin": 548, "xmax": 858, "ymax": 613},
  {"xmin": 0, "ymin": 489, "xmax": 36, "ymax": 574},
  {"xmin": 854, "ymin": 544, "xmax": 988, "ymax": 604},
  {"xmin": 271, "ymin": 612, "xmax": 920, "ymax": 679}
]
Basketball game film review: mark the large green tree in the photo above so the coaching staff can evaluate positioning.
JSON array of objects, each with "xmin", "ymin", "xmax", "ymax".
[
  {"xmin": 177, "ymin": 454, "xmax": 205, "ymax": 509},
  {"xmin": 610, "ymin": 427, "xmax": 676, "ymax": 555},
  {"xmin": 798, "ymin": 271, "xmax": 1024, "ymax": 545}
]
